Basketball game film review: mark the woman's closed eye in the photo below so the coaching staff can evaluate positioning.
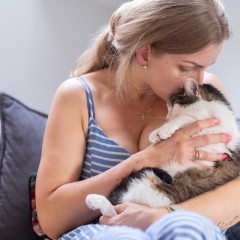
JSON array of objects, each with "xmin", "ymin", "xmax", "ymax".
[{"xmin": 178, "ymin": 65, "xmax": 194, "ymax": 73}]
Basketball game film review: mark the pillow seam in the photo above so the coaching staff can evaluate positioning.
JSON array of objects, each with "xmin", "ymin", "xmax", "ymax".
[
  {"xmin": 0, "ymin": 93, "xmax": 48, "ymax": 118},
  {"xmin": 0, "ymin": 98, "xmax": 6, "ymax": 212}
]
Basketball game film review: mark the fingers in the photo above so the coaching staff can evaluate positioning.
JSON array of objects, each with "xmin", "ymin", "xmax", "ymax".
[
  {"xmin": 190, "ymin": 133, "xmax": 231, "ymax": 147},
  {"xmin": 114, "ymin": 204, "xmax": 126, "ymax": 213},
  {"xmin": 189, "ymin": 133, "xmax": 231, "ymax": 162},
  {"xmin": 99, "ymin": 215, "xmax": 110, "ymax": 224},
  {"xmin": 193, "ymin": 150, "xmax": 229, "ymax": 162},
  {"xmin": 114, "ymin": 202, "xmax": 142, "ymax": 213},
  {"xmin": 181, "ymin": 118, "xmax": 220, "ymax": 137},
  {"xmin": 99, "ymin": 203, "xmax": 127, "ymax": 225},
  {"xmin": 174, "ymin": 131, "xmax": 231, "ymax": 163}
]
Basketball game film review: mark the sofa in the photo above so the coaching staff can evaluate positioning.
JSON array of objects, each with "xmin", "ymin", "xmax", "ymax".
[
  {"xmin": 0, "ymin": 93, "xmax": 47, "ymax": 240},
  {"xmin": 0, "ymin": 92, "xmax": 240, "ymax": 240}
]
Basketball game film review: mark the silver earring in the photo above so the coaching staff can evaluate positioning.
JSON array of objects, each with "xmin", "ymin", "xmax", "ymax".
[{"xmin": 141, "ymin": 65, "xmax": 148, "ymax": 69}]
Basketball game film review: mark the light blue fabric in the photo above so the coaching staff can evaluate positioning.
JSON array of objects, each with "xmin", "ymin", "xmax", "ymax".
[{"xmin": 61, "ymin": 211, "xmax": 226, "ymax": 240}]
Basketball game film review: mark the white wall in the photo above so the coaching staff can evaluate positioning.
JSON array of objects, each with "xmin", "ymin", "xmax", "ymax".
[
  {"xmin": 0, "ymin": 0, "xmax": 113, "ymax": 113},
  {"xmin": 0, "ymin": 0, "xmax": 239, "ymax": 117},
  {"xmin": 208, "ymin": 0, "xmax": 240, "ymax": 118}
]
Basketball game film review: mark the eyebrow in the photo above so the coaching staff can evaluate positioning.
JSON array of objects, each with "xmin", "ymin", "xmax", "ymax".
[
  {"xmin": 183, "ymin": 60, "xmax": 216, "ymax": 68},
  {"xmin": 183, "ymin": 61, "xmax": 203, "ymax": 68}
]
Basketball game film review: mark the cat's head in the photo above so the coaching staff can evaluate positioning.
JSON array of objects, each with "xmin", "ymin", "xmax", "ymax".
[{"xmin": 166, "ymin": 78, "xmax": 231, "ymax": 118}]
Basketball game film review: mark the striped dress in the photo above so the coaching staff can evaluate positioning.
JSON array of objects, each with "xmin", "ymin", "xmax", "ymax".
[
  {"xmin": 79, "ymin": 77, "xmax": 131, "ymax": 180},
  {"xmin": 60, "ymin": 77, "xmax": 226, "ymax": 240}
]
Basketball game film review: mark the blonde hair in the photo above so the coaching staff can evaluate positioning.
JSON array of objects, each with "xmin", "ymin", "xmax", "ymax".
[{"xmin": 71, "ymin": 0, "xmax": 230, "ymax": 101}]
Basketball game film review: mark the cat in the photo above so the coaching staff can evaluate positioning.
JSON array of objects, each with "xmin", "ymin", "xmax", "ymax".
[{"xmin": 86, "ymin": 78, "xmax": 240, "ymax": 217}]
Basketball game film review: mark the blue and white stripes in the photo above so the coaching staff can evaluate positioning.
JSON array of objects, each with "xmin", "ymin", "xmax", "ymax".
[
  {"xmin": 77, "ymin": 77, "xmax": 131, "ymax": 180},
  {"xmin": 62, "ymin": 211, "xmax": 226, "ymax": 240},
  {"xmin": 146, "ymin": 210, "xmax": 226, "ymax": 240}
]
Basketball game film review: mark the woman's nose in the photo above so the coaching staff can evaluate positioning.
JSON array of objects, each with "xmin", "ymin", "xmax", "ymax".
[{"xmin": 195, "ymin": 70, "xmax": 204, "ymax": 85}]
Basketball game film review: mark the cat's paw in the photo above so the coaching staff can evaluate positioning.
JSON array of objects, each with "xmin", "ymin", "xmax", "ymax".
[
  {"xmin": 158, "ymin": 127, "xmax": 175, "ymax": 139},
  {"xmin": 86, "ymin": 194, "xmax": 117, "ymax": 217},
  {"xmin": 149, "ymin": 129, "xmax": 162, "ymax": 144},
  {"xmin": 149, "ymin": 124, "xmax": 177, "ymax": 143},
  {"xmin": 157, "ymin": 123, "xmax": 179, "ymax": 140}
]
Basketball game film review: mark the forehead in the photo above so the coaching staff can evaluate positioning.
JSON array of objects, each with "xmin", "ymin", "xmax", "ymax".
[{"xmin": 167, "ymin": 44, "xmax": 223, "ymax": 66}]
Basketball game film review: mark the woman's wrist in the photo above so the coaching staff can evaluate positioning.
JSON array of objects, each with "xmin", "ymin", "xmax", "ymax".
[
  {"xmin": 148, "ymin": 204, "xmax": 185, "ymax": 226},
  {"xmin": 127, "ymin": 151, "xmax": 149, "ymax": 172},
  {"xmin": 107, "ymin": 152, "xmax": 146, "ymax": 186},
  {"xmin": 149, "ymin": 207, "xmax": 169, "ymax": 224},
  {"xmin": 163, "ymin": 204, "xmax": 184, "ymax": 212}
]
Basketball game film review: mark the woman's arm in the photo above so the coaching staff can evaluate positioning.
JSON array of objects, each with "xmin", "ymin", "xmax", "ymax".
[
  {"xmin": 180, "ymin": 177, "xmax": 240, "ymax": 229},
  {"xmin": 35, "ymin": 79, "xmax": 141, "ymax": 239},
  {"xmin": 100, "ymin": 178, "xmax": 240, "ymax": 230}
]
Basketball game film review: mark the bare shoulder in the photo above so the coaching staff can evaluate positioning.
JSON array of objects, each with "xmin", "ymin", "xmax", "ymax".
[
  {"xmin": 47, "ymin": 77, "xmax": 90, "ymax": 138},
  {"xmin": 53, "ymin": 77, "xmax": 87, "ymax": 106},
  {"xmin": 51, "ymin": 77, "xmax": 89, "ymax": 118},
  {"xmin": 51, "ymin": 69, "xmax": 114, "ymax": 119},
  {"xmin": 37, "ymin": 78, "xmax": 89, "ymax": 193}
]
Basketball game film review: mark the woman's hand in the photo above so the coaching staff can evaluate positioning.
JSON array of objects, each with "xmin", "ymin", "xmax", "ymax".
[
  {"xmin": 132, "ymin": 118, "xmax": 231, "ymax": 171},
  {"xmin": 99, "ymin": 202, "xmax": 167, "ymax": 230}
]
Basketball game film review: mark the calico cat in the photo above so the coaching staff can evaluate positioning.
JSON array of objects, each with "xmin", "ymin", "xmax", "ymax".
[{"xmin": 86, "ymin": 78, "xmax": 240, "ymax": 216}]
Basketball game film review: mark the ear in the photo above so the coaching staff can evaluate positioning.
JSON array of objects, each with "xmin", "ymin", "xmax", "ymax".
[
  {"xmin": 184, "ymin": 78, "xmax": 199, "ymax": 96},
  {"xmin": 135, "ymin": 44, "xmax": 151, "ymax": 66}
]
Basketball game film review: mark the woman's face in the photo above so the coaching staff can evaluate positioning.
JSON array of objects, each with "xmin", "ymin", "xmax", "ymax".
[{"xmin": 140, "ymin": 43, "xmax": 223, "ymax": 100}]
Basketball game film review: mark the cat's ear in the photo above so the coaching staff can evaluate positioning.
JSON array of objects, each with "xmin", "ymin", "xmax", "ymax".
[{"xmin": 184, "ymin": 78, "xmax": 199, "ymax": 97}]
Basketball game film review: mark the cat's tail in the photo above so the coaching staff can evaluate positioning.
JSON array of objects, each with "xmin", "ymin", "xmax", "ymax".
[{"xmin": 86, "ymin": 194, "xmax": 117, "ymax": 217}]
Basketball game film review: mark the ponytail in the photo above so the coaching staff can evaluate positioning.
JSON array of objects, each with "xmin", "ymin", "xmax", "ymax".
[{"xmin": 71, "ymin": 26, "xmax": 118, "ymax": 77}]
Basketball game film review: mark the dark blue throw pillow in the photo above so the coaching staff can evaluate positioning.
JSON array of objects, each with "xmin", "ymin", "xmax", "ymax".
[{"xmin": 0, "ymin": 93, "xmax": 47, "ymax": 240}]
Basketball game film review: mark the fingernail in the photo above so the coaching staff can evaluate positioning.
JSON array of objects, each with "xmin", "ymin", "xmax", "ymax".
[
  {"xmin": 222, "ymin": 153, "xmax": 229, "ymax": 159},
  {"xmin": 213, "ymin": 118, "xmax": 220, "ymax": 124},
  {"xmin": 225, "ymin": 135, "xmax": 232, "ymax": 142}
]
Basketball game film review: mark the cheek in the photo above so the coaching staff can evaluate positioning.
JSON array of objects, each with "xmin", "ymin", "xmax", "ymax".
[
  {"xmin": 165, "ymin": 79, "xmax": 185, "ymax": 99},
  {"xmin": 167, "ymin": 75, "xmax": 184, "ymax": 91},
  {"xmin": 149, "ymin": 65, "xmax": 185, "ymax": 98}
]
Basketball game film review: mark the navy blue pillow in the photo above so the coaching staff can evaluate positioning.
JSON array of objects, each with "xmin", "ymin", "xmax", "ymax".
[{"xmin": 0, "ymin": 93, "xmax": 47, "ymax": 240}]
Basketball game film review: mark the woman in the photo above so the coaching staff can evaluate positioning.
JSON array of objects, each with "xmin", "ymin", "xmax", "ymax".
[{"xmin": 36, "ymin": 0, "xmax": 240, "ymax": 239}]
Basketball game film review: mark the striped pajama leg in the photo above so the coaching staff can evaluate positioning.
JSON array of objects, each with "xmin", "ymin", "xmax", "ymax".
[
  {"xmin": 60, "ymin": 224, "xmax": 107, "ymax": 240},
  {"xmin": 145, "ymin": 210, "xmax": 226, "ymax": 240},
  {"xmin": 61, "ymin": 210, "xmax": 226, "ymax": 240}
]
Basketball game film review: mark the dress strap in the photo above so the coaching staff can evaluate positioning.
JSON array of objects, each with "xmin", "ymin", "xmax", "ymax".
[{"xmin": 75, "ymin": 77, "xmax": 95, "ymax": 119}]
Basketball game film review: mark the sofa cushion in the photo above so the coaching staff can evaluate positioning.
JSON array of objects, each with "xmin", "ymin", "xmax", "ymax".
[
  {"xmin": 0, "ymin": 93, "xmax": 47, "ymax": 240},
  {"xmin": 0, "ymin": 132, "xmax": 2, "ymax": 156}
]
